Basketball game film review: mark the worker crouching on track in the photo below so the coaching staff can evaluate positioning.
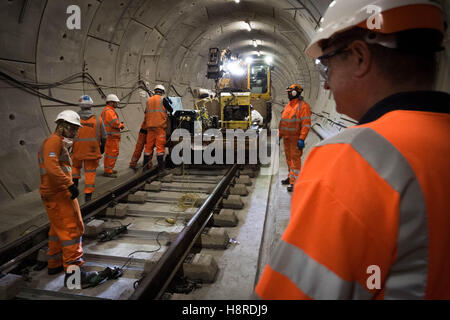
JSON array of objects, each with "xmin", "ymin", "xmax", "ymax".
[
  {"xmin": 38, "ymin": 110, "xmax": 98, "ymax": 287},
  {"xmin": 71, "ymin": 95, "xmax": 107, "ymax": 202},
  {"xmin": 278, "ymin": 84, "xmax": 311, "ymax": 192},
  {"xmin": 100, "ymin": 94, "xmax": 125, "ymax": 178},
  {"xmin": 143, "ymin": 84, "xmax": 173, "ymax": 171},
  {"xmin": 255, "ymin": 0, "xmax": 450, "ymax": 299}
]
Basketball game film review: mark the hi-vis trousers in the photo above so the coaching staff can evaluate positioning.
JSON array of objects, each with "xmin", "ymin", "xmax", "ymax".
[
  {"xmin": 130, "ymin": 129, "xmax": 147, "ymax": 167},
  {"xmin": 104, "ymin": 136, "xmax": 120, "ymax": 174},
  {"xmin": 144, "ymin": 127, "xmax": 166, "ymax": 157},
  {"xmin": 72, "ymin": 159, "xmax": 99, "ymax": 194},
  {"xmin": 284, "ymin": 137, "xmax": 303, "ymax": 185},
  {"xmin": 41, "ymin": 190, "xmax": 84, "ymax": 270}
]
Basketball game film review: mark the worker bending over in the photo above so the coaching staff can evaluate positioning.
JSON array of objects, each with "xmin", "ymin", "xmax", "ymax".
[
  {"xmin": 278, "ymin": 84, "xmax": 311, "ymax": 192},
  {"xmin": 72, "ymin": 95, "xmax": 106, "ymax": 202},
  {"xmin": 38, "ymin": 110, "xmax": 97, "ymax": 287},
  {"xmin": 246, "ymin": 105, "xmax": 264, "ymax": 127},
  {"xmin": 129, "ymin": 120, "xmax": 148, "ymax": 170},
  {"xmin": 100, "ymin": 94, "xmax": 124, "ymax": 178},
  {"xmin": 255, "ymin": 0, "xmax": 450, "ymax": 299},
  {"xmin": 143, "ymin": 85, "xmax": 173, "ymax": 171}
]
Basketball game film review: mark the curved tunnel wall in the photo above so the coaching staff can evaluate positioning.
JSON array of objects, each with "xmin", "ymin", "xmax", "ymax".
[{"xmin": 0, "ymin": 0, "xmax": 448, "ymax": 203}]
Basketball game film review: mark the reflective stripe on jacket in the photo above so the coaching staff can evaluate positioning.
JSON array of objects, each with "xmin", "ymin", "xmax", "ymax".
[
  {"xmin": 279, "ymin": 99, "xmax": 311, "ymax": 140},
  {"xmin": 101, "ymin": 105, "xmax": 121, "ymax": 139},
  {"xmin": 145, "ymin": 94, "xmax": 167, "ymax": 129},
  {"xmin": 38, "ymin": 133, "xmax": 73, "ymax": 196},
  {"xmin": 256, "ymin": 98, "xmax": 450, "ymax": 299},
  {"xmin": 72, "ymin": 115, "xmax": 103, "ymax": 160}
]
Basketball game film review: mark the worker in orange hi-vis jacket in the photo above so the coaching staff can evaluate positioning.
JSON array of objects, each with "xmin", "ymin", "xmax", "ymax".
[
  {"xmin": 254, "ymin": 0, "xmax": 450, "ymax": 300},
  {"xmin": 100, "ymin": 94, "xmax": 124, "ymax": 178},
  {"xmin": 278, "ymin": 83, "xmax": 311, "ymax": 192},
  {"xmin": 38, "ymin": 110, "xmax": 98, "ymax": 288},
  {"xmin": 143, "ymin": 84, "xmax": 173, "ymax": 171},
  {"xmin": 71, "ymin": 95, "xmax": 107, "ymax": 202}
]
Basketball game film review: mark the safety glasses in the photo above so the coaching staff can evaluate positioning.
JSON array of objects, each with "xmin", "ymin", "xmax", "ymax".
[{"xmin": 315, "ymin": 46, "xmax": 351, "ymax": 81}]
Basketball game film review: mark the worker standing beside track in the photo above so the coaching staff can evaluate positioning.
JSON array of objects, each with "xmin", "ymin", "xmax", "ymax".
[
  {"xmin": 278, "ymin": 84, "xmax": 312, "ymax": 192},
  {"xmin": 71, "ymin": 95, "xmax": 106, "ymax": 202},
  {"xmin": 255, "ymin": 0, "xmax": 450, "ymax": 299},
  {"xmin": 38, "ymin": 110, "xmax": 98, "ymax": 287},
  {"xmin": 101, "ymin": 94, "xmax": 125, "ymax": 178},
  {"xmin": 143, "ymin": 85, "xmax": 173, "ymax": 171}
]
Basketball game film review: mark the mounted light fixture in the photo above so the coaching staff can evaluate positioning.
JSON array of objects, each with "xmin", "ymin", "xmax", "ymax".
[
  {"xmin": 253, "ymin": 40, "xmax": 257, "ymax": 48},
  {"xmin": 235, "ymin": 0, "xmax": 240, "ymax": 3},
  {"xmin": 265, "ymin": 56, "xmax": 273, "ymax": 65},
  {"xmin": 245, "ymin": 57, "xmax": 253, "ymax": 64},
  {"xmin": 257, "ymin": 51, "xmax": 261, "ymax": 56},
  {"xmin": 246, "ymin": 21, "xmax": 252, "ymax": 32}
]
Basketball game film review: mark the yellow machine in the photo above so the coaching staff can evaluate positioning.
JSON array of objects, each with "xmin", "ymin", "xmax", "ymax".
[
  {"xmin": 220, "ymin": 92, "xmax": 252, "ymax": 129},
  {"xmin": 204, "ymin": 47, "xmax": 273, "ymax": 130}
]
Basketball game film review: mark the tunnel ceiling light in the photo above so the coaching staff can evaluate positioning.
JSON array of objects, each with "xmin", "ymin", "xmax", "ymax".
[
  {"xmin": 265, "ymin": 56, "xmax": 273, "ymax": 65},
  {"xmin": 253, "ymin": 40, "xmax": 258, "ymax": 48},
  {"xmin": 235, "ymin": 0, "xmax": 240, "ymax": 3},
  {"xmin": 245, "ymin": 57, "xmax": 253, "ymax": 64},
  {"xmin": 257, "ymin": 51, "xmax": 261, "ymax": 56},
  {"xmin": 245, "ymin": 21, "xmax": 252, "ymax": 32}
]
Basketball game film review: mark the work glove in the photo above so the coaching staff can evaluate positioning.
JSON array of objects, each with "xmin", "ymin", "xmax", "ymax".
[
  {"xmin": 297, "ymin": 139, "xmax": 305, "ymax": 150},
  {"xmin": 100, "ymin": 143, "xmax": 105, "ymax": 155},
  {"xmin": 68, "ymin": 184, "xmax": 79, "ymax": 200},
  {"xmin": 119, "ymin": 122, "xmax": 125, "ymax": 130}
]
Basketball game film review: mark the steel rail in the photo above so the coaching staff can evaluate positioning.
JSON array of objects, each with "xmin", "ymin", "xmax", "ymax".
[
  {"xmin": 130, "ymin": 164, "xmax": 238, "ymax": 300},
  {"xmin": 0, "ymin": 167, "xmax": 158, "ymax": 273}
]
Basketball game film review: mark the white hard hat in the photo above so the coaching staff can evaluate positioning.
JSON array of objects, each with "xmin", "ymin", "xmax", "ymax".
[
  {"xmin": 154, "ymin": 84, "xmax": 165, "ymax": 92},
  {"xmin": 106, "ymin": 94, "xmax": 120, "ymax": 103},
  {"xmin": 55, "ymin": 110, "xmax": 82, "ymax": 127},
  {"xmin": 305, "ymin": 0, "xmax": 444, "ymax": 58},
  {"xmin": 79, "ymin": 95, "xmax": 93, "ymax": 106}
]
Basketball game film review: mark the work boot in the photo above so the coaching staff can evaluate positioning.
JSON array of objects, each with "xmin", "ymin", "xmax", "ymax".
[
  {"xmin": 48, "ymin": 265, "xmax": 64, "ymax": 275},
  {"xmin": 112, "ymin": 170, "xmax": 118, "ymax": 174},
  {"xmin": 157, "ymin": 155, "xmax": 166, "ymax": 178},
  {"xmin": 287, "ymin": 184, "xmax": 294, "ymax": 192},
  {"xmin": 64, "ymin": 267, "xmax": 99, "ymax": 289},
  {"xmin": 85, "ymin": 193, "xmax": 92, "ymax": 202},
  {"xmin": 157, "ymin": 155, "xmax": 165, "ymax": 171},
  {"xmin": 281, "ymin": 177, "xmax": 290, "ymax": 185},
  {"xmin": 142, "ymin": 155, "xmax": 150, "ymax": 169},
  {"xmin": 103, "ymin": 172, "xmax": 117, "ymax": 178},
  {"xmin": 72, "ymin": 178, "xmax": 79, "ymax": 187}
]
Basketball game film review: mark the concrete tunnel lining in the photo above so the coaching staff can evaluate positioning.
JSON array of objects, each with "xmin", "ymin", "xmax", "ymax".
[{"xmin": 0, "ymin": 0, "xmax": 327, "ymax": 204}]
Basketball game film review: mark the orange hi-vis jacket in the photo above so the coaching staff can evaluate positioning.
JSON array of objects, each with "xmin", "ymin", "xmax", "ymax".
[
  {"xmin": 279, "ymin": 98, "xmax": 311, "ymax": 140},
  {"xmin": 72, "ymin": 114, "xmax": 105, "ymax": 160},
  {"xmin": 38, "ymin": 133, "xmax": 73, "ymax": 196},
  {"xmin": 101, "ymin": 105, "xmax": 123, "ymax": 139},
  {"xmin": 145, "ymin": 94, "xmax": 167, "ymax": 129},
  {"xmin": 255, "ymin": 91, "xmax": 450, "ymax": 299}
]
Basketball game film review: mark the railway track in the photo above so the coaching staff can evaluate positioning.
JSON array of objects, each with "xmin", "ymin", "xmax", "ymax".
[{"xmin": 0, "ymin": 164, "xmax": 261, "ymax": 300}]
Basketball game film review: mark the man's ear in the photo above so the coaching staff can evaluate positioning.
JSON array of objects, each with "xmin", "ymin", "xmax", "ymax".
[{"xmin": 349, "ymin": 40, "xmax": 372, "ymax": 78}]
